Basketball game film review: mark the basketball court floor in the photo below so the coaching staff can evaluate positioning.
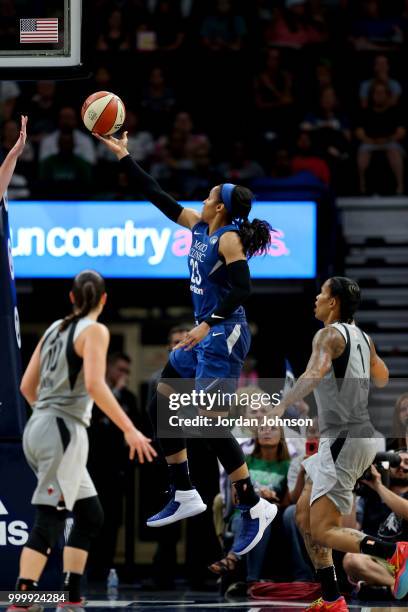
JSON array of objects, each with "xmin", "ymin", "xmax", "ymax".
[{"xmin": 0, "ymin": 590, "xmax": 404, "ymax": 611}]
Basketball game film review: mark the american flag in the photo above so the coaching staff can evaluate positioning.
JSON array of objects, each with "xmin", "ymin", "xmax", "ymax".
[{"xmin": 20, "ymin": 18, "xmax": 59, "ymax": 44}]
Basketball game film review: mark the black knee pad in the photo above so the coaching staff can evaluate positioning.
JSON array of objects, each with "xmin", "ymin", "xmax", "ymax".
[
  {"xmin": 67, "ymin": 496, "xmax": 104, "ymax": 552},
  {"xmin": 26, "ymin": 505, "xmax": 67, "ymax": 555}
]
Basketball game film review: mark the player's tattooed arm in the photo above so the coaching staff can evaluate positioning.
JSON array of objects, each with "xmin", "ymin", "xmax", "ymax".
[{"xmin": 273, "ymin": 327, "xmax": 346, "ymax": 416}]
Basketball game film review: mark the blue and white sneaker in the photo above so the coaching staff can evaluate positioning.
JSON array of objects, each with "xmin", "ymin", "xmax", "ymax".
[
  {"xmin": 147, "ymin": 488, "xmax": 207, "ymax": 527},
  {"xmin": 231, "ymin": 498, "xmax": 278, "ymax": 556}
]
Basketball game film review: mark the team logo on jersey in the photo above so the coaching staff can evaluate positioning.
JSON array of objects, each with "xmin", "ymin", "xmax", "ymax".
[
  {"xmin": 47, "ymin": 484, "xmax": 55, "ymax": 496},
  {"xmin": 210, "ymin": 236, "xmax": 218, "ymax": 245}
]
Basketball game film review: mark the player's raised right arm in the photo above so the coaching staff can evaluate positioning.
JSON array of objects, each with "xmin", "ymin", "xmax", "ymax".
[{"xmin": 94, "ymin": 131, "xmax": 200, "ymax": 229}]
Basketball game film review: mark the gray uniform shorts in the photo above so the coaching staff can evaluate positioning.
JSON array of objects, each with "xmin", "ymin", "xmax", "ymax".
[
  {"xmin": 23, "ymin": 412, "xmax": 97, "ymax": 511},
  {"xmin": 303, "ymin": 436, "xmax": 377, "ymax": 515}
]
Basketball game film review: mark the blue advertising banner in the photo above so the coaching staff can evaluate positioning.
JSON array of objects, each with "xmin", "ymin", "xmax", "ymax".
[{"xmin": 9, "ymin": 201, "xmax": 316, "ymax": 279}]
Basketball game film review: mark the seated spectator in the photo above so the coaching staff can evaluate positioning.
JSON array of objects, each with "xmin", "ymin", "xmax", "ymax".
[
  {"xmin": 238, "ymin": 356, "xmax": 259, "ymax": 388},
  {"xmin": 141, "ymin": 67, "xmax": 176, "ymax": 135},
  {"xmin": 292, "ymin": 130, "xmax": 331, "ymax": 184},
  {"xmin": 218, "ymin": 140, "xmax": 264, "ymax": 184},
  {"xmin": 29, "ymin": 81, "xmax": 59, "ymax": 143},
  {"xmin": 39, "ymin": 132, "xmax": 93, "ymax": 195},
  {"xmin": 150, "ymin": 128, "xmax": 193, "ymax": 197},
  {"xmin": 356, "ymin": 81, "xmax": 405, "ymax": 194},
  {"xmin": 96, "ymin": 8, "xmax": 130, "ymax": 51},
  {"xmin": 183, "ymin": 141, "xmax": 221, "ymax": 199},
  {"xmin": 359, "ymin": 55, "xmax": 402, "ymax": 108},
  {"xmin": 350, "ymin": 0, "xmax": 403, "ymax": 51},
  {"xmin": 97, "ymin": 108, "xmax": 154, "ymax": 163},
  {"xmin": 0, "ymin": 81, "xmax": 21, "ymax": 122},
  {"xmin": 254, "ymin": 48, "xmax": 295, "ymax": 137},
  {"xmin": 343, "ymin": 451, "xmax": 408, "ymax": 592},
  {"xmin": 210, "ymin": 425, "xmax": 290, "ymax": 583},
  {"xmin": 200, "ymin": 0, "xmax": 247, "ymax": 53},
  {"xmin": 151, "ymin": 0, "xmax": 185, "ymax": 51},
  {"xmin": 301, "ymin": 86, "xmax": 351, "ymax": 161},
  {"xmin": 264, "ymin": 0, "xmax": 328, "ymax": 50},
  {"xmin": 39, "ymin": 106, "xmax": 96, "ymax": 166},
  {"xmin": 156, "ymin": 111, "xmax": 209, "ymax": 158},
  {"xmin": 388, "ymin": 393, "xmax": 408, "ymax": 450}
]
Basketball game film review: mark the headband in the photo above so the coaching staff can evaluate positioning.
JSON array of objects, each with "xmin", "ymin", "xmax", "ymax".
[{"xmin": 220, "ymin": 183, "xmax": 236, "ymax": 215}]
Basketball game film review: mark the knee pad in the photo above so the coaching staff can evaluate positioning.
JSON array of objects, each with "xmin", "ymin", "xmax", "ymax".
[
  {"xmin": 26, "ymin": 505, "xmax": 67, "ymax": 556},
  {"xmin": 67, "ymin": 496, "xmax": 104, "ymax": 552}
]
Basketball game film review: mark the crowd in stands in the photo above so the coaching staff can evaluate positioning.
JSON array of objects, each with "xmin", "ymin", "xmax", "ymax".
[{"xmin": 2, "ymin": 0, "xmax": 408, "ymax": 199}]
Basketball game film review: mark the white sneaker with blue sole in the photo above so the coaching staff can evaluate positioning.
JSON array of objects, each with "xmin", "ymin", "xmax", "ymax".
[
  {"xmin": 231, "ymin": 498, "xmax": 278, "ymax": 556},
  {"xmin": 147, "ymin": 488, "xmax": 207, "ymax": 527}
]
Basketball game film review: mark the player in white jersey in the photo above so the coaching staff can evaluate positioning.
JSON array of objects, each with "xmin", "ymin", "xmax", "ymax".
[
  {"xmin": 271, "ymin": 277, "xmax": 408, "ymax": 611},
  {"xmin": 9, "ymin": 270, "xmax": 156, "ymax": 612}
]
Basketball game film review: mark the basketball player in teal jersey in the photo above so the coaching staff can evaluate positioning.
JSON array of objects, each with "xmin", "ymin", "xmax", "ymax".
[
  {"xmin": 96, "ymin": 130, "xmax": 277, "ymax": 557},
  {"xmin": 270, "ymin": 277, "xmax": 408, "ymax": 611}
]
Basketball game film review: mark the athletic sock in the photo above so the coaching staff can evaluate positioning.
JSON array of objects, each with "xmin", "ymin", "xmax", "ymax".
[
  {"xmin": 232, "ymin": 477, "xmax": 259, "ymax": 508},
  {"xmin": 360, "ymin": 535, "xmax": 397, "ymax": 560},
  {"xmin": 316, "ymin": 565, "xmax": 341, "ymax": 602},
  {"xmin": 168, "ymin": 460, "xmax": 193, "ymax": 490},
  {"xmin": 63, "ymin": 572, "xmax": 82, "ymax": 603}
]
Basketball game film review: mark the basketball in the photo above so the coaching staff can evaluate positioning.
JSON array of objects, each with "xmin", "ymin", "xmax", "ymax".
[{"xmin": 81, "ymin": 91, "xmax": 126, "ymax": 136}]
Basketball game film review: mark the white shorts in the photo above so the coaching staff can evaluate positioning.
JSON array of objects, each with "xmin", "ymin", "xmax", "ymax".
[
  {"xmin": 23, "ymin": 412, "xmax": 97, "ymax": 511},
  {"xmin": 303, "ymin": 436, "xmax": 377, "ymax": 515}
]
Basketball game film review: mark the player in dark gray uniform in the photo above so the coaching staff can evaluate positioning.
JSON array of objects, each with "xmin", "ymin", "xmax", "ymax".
[
  {"xmin": 9, "ymin": 271, "xmax": 156, "ymax": 612},
  {"xmin": 273, "ymin": 277, "xmax": 408, "ymax": 611}
]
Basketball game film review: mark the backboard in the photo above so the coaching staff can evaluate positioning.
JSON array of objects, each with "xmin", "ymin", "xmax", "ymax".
[{"xmin": 0, "ymin": 0, "xmax": 83, "ymax": 77}]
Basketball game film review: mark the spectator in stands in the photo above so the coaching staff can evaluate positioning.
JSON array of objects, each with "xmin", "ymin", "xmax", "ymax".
[
  {"xmin": 359, "ymin": 55, "xmax": 402, "ymax": 108},
  {"xmin": 356, "ymin": 81, "xmax": 405, "ymax": 195},
  {"xmin": 29, "ymin": 81, "xmax": 59, "ymax": 144},
  {"xmin": 97, "ymin": 108, "xmax": 154, "ymax": 164},
  {"xmin": 238, "ymin": 356, "xmax": 259, "ymax": 388},
  {"xmin": 0, "ymin": 81, "xmax": 21, "ymax": 122},
  {"xmin": 141, "ymin": 67, "xmax": 176, "ymax": 135},
  {"xmin": 150, "ymin": 128, "xmax": 193, "ymax": 197},
  {"xmin": 350, "ymin": 0, "xmax": 403, "ymax": 51},
  {"xmin": 93, "ymin": 65, "xmax": 114, "ymax": 93},
  {"xmin": 210, "ymin": 425, "xmax": 290, "ymax": 584},
  {"xmin": 156, "ymin": 111, "xmax": 209, "ymax": 159},
  {"xmin": 389, "ymin": 393, "xmax": 408, "ymax": 450},
  {"xmin": 88, "ymin": 352, "xmax": 144, "ymax": 579},
  {"xmin": 264, "ymin": 0, "xmax": 328, "ymax": 50},
  {"xmin": 151, "ymin": 0, "xmax": 185, "ymax": 51},
  {"xmin": 301, "ymin": 86, "xmax": 351, "ymax": 163},
  {"xmin": 218, "ymin": 140, "xmax": 264, "ymax": 184},
  {"xmin": 96, "ymin": 8, "xmax": 131, "ymax": 51},
  {"xmin": 343, "ymin": 451, "xmax": 408, "ymax": 592},
  {"xmin": 39, "ymin": 132, "xmax": 93, "ymax": 195},
  {"xmin": 200, "ymin": 0, "xmax": 248, "ymax": 53},
  {"xmin": 184, "ymin": 141, "xmax": 221, "ymax": 199},
  {"xmin": 254, "ymin": 48, "xmax": 295, "ymax": 137},
  {"xmin": 292, "ymin": 130, "xmax": 331, "ymax": 184},
  {"xmin": 39, "ymin": 106, "xmax": 96, "ymax": 166}
]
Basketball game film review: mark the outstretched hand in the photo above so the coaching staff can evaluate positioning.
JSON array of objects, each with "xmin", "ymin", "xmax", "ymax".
[
  {"xmin": 93, "ymin": 130, "xmax": 129, "ymax": 159},
  {"xmin": 11, "ymin": 115, "xmax": 28, "ymax": 158}
]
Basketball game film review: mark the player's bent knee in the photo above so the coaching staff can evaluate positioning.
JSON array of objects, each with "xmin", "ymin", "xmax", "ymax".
[
  {"xmin": 343, "ymin": 552, "xmax": 362, "ymax": 574},
  {"xmin": 67, "ymin": 496, "xmax": 104, "ymax": 552},
  {"xmin": 26, "ymin": 505, "xmax": 67, "ymax": 556}
]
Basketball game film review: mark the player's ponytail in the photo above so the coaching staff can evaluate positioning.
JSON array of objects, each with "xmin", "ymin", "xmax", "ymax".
[
  {"xmin": 220, "ymin": 184, "xmax": 272, "ymax": 259},
  {"xmin": 329, "ymin": 276, "xmax": 361, "ymax": 323},
  {"xmin": 60, "ymin": 270, "xmax": 106, "ymax": 332}
]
